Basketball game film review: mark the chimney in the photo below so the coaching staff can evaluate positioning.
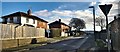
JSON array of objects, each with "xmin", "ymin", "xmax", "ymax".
[
  {"xmin": 27, "ymin": 9, "xmax": 32, "ymax": 15},
  {"xmin": 59, "ymin": 19, "xmax": 61, "ymax": 22}
]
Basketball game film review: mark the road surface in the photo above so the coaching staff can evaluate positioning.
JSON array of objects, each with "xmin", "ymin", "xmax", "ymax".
[{"xmin": 27, "ymin": 34, "xmax": 96, "ymax": 52}]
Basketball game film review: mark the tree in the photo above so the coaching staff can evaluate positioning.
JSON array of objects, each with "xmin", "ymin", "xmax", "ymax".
[
  {"xmin": 95, "ymin": 16, "xmax": 105, "ymax": 30},
  {"xmin": 69, "ymin": 18, "xmax": 86, "ymax": 31}
]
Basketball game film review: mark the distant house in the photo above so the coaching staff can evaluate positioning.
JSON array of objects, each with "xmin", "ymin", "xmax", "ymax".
[
  {"xmin": 1, "ymin": 9, "xmax": 48, "ymax": 29},
  {"xmin": 49, "ymin": 19, "xmax": 70, "ymax": 37}
]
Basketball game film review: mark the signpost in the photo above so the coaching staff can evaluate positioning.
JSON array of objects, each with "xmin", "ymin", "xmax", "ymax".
[
  {"xmin": 47, "ymin": 29, "xmax": 50, "ymax": 37},
  {"xmin": 99, "ymin": 4, "xmax": 112, "ymax": 52}
]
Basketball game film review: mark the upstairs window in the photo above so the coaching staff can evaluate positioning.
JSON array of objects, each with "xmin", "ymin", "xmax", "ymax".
[
  {"xmin": 13, "ymin": 17, "xmax": 17, "ymax": 23},
  {"xmin": 26, "ymin": 18, "xmax": 29, "ymax": 23},
  {"xmin": 17, "ymin": 17, "xmax": 21, "ymax": 23},
  {"xmin": 33, "ymin": 19, "xmax": 35, "ymax": 24},
  {"xmin": 10, "ymin": 17, "xmax": 13, "ymax": 23},
  {"xmin": 7, "ymin": 18, "xmax": 10, "ymax": 23}
]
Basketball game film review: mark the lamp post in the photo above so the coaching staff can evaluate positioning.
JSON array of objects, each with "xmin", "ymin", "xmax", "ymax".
[{"xmin": 89, "ymin": 6, "xmax": 96, "ymax": 41}]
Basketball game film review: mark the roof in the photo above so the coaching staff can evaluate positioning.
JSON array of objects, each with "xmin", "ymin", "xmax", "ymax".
[
  {"xmin": 2, "ymin": 12, "xmax": 48, "ymax": 23},
  {"xmin": 49, "ymin": 21, "xmax": 70, "ymax": 27},
  {"xmin": 108, "ymin": 17, "xmax": 120, "ymax": 25},
  {"xmin": 108, "ymin": 13, "xmax": 120, "ymax": 25}
]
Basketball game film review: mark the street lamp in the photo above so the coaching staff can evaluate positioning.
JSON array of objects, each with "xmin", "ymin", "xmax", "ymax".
[{"xmin": 89, "ymin": 6, "xmax": 96, "ymax": 41}]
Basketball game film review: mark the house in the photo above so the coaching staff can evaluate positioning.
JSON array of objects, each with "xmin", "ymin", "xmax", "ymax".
[
  {"xmin": 1, "ymin": 9, "xmax": 48, "ymax": 29},
  {"xmin": 49, "ymin": 19, "xmax": 70, "ymax": 37},
  {"xmin": 108, "ymin": 14, "xmax": 120, "ymax": 51}
]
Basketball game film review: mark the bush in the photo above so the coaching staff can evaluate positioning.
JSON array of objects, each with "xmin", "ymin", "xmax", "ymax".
[{"xmin": 96, "ymin": 39, "xmax": 106, "ymax": 48}]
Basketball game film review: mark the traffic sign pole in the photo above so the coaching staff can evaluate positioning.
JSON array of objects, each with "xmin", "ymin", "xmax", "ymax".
[
  {"xmin": 106, "ymin": 15, "xmax": 111, "ymax": 52},
  {"xmin": 104, "ymin": 5, "xmax": 111, "ymax": 52},
  {"xmin": 99, "ymin": 4, "xmax": 112, "ymax": 52}
]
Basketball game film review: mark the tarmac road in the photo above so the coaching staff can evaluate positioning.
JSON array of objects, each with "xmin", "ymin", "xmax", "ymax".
[{"xmin": 27, "ymin": 34, "xmax": 95, "ymax": 52}]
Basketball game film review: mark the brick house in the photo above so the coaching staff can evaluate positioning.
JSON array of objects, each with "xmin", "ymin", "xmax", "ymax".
[
  {"xmin": 1, "ymin": 9, "xmax": 48, "ymax": 29},
  {"xmin": 49, "ymin": 19, "xmax": 70, "ymax": 37}
]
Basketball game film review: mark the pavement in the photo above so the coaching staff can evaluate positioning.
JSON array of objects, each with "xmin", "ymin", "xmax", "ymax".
[{"xmin": 47, "ymin": 36, "xmax": 84, "ymax": 43}]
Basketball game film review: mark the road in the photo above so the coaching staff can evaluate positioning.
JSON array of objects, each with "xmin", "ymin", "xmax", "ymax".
[{"xmin": 27, "ymin": 34, "xmax": 96, "ymax": 52}]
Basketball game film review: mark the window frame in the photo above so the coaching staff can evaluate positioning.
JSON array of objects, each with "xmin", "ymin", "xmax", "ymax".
[
  {"xmin": 33, "ymin": 19, "xmax": 35, "ymax": 24},
  {"xmin": 26, "ymin": 18, "xmax": 29, "ymax": 23}
]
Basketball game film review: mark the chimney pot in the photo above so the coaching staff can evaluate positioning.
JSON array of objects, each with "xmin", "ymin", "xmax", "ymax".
[
  {"xmin": 27, "ymin": 9, "xmax": 32, "ymax": 15},
  {"xmin": 59, "ymin": 19, "xmax": 61, "ymax": 22}
]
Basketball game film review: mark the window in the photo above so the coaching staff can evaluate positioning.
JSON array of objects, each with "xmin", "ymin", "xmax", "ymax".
[
  {"xmin": 17, "ymin": 17, "xmax": 21, "ymax": 23},
  {"xmin": 10, "ymin": 17, "xmax": 13, "ymax": 23},
  {"xmin": 13, "ymin": 17, "xmax": 17, "ymax": 23},
  {"xmin": 3, "ymin": 18, "xmax": 7, "ymax": 23},
  {"xmin": 33, "ymin": 19, "xmax": 35, "ymax": 24},
  {"xmin": 7, "ymin": 18, "xmax": 10, "ymax": 23},
  {"xmin": 26, "ymin": 18, "xmax": 29, "ymax": 23}
]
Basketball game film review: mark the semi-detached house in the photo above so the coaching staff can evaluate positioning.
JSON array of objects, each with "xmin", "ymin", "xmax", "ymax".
[{"xmin": 2, "ymin": 9, "xmax": 48, "ymax": 29}]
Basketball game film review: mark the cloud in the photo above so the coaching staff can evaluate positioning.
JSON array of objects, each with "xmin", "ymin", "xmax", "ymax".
[
  {"xmin": 52, "ymin": 10, "xmax": 73, "ymax": 17},
  {"xmin": 33, "ymin": 9, "xmax": 51, "ymax": 17},
  {"xmin": 58, "ymin": 5, "xmax": 67, "ymax": 10},
  {"xmin": 32, "ymin": 1, "xmax": 119, "ymax": 30},
  {"xmin": 33, "ymin": 9, "xmax": 95, "ymax": 25},
  {"xmin": 90, "ymin": 2, "xmax": 97, "ymax": 6},
  {"xmin": 99, "ymin": 0, "xmax": 119, "ymax": 5},
  {"xmin": 57, "ymin": 4, "xmax": 78, "ymax": 10},
  {"xmin": 33, "ymin": 2, "xmax": 120, "ymax": 30},
  {"xmin": 74, "ymin": 10, "xmax": 93, "ymax": 17},
  {"xmin": 61, "ymin": 18, "xmax": 71, "ymax": 25}
]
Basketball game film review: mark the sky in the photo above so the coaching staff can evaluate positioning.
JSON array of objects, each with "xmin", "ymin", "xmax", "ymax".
[{"xmin": 1, "ymin": 0, "xmax": 119, "ymax": 31}]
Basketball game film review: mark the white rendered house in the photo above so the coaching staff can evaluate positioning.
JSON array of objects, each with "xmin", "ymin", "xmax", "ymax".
[{"xmin": 2, "ymin": 9, "xmax": 48, "ymax": 28}]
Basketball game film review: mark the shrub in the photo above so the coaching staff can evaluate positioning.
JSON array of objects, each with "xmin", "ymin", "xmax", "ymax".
[{"xmin": 96, "ymin": 39, "xmax": 106, "ymax": 48}]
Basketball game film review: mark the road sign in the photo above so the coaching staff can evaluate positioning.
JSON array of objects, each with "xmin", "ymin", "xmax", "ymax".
[
  {"xmin": 47, "ymin": 29, "xmax": 50, "ymax": 33},
  {"xmin": 99, "ymin": 4, "xmax": 113, "ymax": 52},
  {"xmin": 99, "ymin": 4, "xmax": 112, "ymax": 16}
]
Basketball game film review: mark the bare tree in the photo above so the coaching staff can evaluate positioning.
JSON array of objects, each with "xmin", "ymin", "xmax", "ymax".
[
  {"xmin": 95, "ymin": 16, "xmax": 105, "ymax": 30},
  {"xmin": 69, "ymin": 18, "xmax": 86, "ymax": 31}
]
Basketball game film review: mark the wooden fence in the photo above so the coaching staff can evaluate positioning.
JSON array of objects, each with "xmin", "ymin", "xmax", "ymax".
[{"xmin": 0, "ymin": 24, "xmax": 45, "ymax": 40}]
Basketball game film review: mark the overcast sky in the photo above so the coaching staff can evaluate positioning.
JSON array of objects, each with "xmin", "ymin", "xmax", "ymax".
[{"xmin": 1, "ymin": 0, "xmax": 119, "ymax": 31}]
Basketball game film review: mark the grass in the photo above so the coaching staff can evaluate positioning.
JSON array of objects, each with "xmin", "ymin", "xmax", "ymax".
[
  {"xmin": 95, "ymin": 39, "xmax": 106, "ymax": 48},
  {"xmin": 53, "ymin": 37, "xmax": 67, "ymax": 40}
]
